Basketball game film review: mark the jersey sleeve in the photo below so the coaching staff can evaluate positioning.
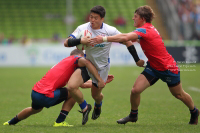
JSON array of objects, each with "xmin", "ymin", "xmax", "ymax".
[
  {"xmin": 111, "ymin": 27, "xmax": 121, "ymax": 36},
  {"xmin": 74, "ymin": 55, "xmax": 82, "ymax": 60},
  {"xmin": 105, "ymin": 25, "xmax": 121, "ymax": 36},
  {"xmin": 133, "ymin": 28, "xmax": 148, "ymax": 39},
  {"xmin": 72, "ymin": 55, "xmax": 82, "ymax": 67},
  {"xmin": 69, "ymin": 27, "xmax": 81, "ymax": 39}
]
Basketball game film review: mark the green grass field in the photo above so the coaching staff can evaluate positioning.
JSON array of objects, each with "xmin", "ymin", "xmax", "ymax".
[{"xmin": 0, "ymin": 65, "xmax": 200, "ymax": 133}]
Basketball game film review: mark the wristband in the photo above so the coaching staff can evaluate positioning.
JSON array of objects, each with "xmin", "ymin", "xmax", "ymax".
[{"xmin": 102, "ymin": 36, "xmax": 107, "ymax": 42}]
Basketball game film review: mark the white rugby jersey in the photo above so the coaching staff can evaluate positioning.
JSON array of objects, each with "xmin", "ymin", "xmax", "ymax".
[{"xmin": 70, "ymin": 22, "xmax": 121, "ymax": 70}]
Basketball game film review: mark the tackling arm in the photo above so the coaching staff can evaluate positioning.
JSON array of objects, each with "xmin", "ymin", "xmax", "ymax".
[
  {"xmin": 78, "ymin": 58, "xmax": 105, "ymax": 88},
  {"xmin": 90, "ymin": 32, "xmax": 138, "ymax": 44},
  {"xmin": 80, "ymin": 75, "xmax": 114, "ymax": 89},
  {"xmin": 107, "ymin": 32, "xmax": 138, "ymax": 42},
  {"xmin": 121, "ymin": 41, "xmax": 144, "ymax": 67}
]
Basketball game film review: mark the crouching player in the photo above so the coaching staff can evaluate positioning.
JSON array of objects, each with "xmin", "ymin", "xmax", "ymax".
[{"xmin": 3, "ymin": 49, "xmax": 114, "ymax": 127}]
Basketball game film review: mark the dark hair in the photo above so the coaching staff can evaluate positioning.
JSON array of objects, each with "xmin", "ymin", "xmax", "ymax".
[
  {"xmin": 70, "ymin": 49, "xmax": 84, "ymax": 56},
  {"xmin": 135, "ymin": 5, "xmax": 155, "ymax": 23},
  {"xmin": 90, "ymin": 5, "xmax": 106, "ymax": 18}
]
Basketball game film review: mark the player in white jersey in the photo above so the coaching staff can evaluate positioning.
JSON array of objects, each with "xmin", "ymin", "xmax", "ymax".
[
  {"xmin": 64, "ymin": 5, "xmax": 144, "ymax": 124},
  {"xmin": 71, "ymin": 22, "xmax": 120, "ymax": 70}
]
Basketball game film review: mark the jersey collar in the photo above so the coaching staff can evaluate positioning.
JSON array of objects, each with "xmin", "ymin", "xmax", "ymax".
[{"xmin": 90, "ymin": 23, "xmax": 103, "ymax": 29}]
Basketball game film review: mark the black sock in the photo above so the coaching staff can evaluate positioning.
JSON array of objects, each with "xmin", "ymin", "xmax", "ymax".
[
  {"xmin": 129, "ymin": 109, "xmax": 138, "ymax": 118},
  {"xmin": 190, "ymin": 107, "xmax": 198, "ymax": 116},
  {"xmin": 9, "ymin": 115, "xmax": 20, "ymax": 125},
  {"xmin": 56, "ymin": 110, "xmax": 69, "ymax": 123}
]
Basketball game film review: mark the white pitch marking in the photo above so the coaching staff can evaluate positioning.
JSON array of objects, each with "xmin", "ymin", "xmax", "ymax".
[{"xmin": 188, "ymin": 87, "xmax": 200, "ymax": 92}]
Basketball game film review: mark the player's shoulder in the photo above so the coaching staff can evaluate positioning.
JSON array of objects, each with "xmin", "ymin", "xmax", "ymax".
[
  {"xmin": 69, "ymin": 55, "xmax": 82, "ymax": 59},
  {"xmin": 134, "ymin": 28, "xmax": 147, "ymax": 34},
  {"xmin": 64, "ymin": 55, "xmax": 82, "ymax": 61},
  {"xmin": 65, "ymin": 55, "xmax": 83, "ymax": 64},
  {"xmin": 103, "ymin": 23, "xmax": 120, "ymax": 35},
  {"xmin": 103, "ymin": 23, "xmax": 117, "ymax": 31},
  {"xmin": 77, "ymin": 22, "xmax": 90, "ymax": 30},
  {"xmin": 134, "ymin": 23, "xmax": 152, "ymax": 33}
]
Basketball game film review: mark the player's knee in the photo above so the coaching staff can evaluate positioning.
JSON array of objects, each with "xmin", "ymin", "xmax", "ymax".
[
  {"xmin": 131, "ymin": 86, "xmax": 140, "ymax": 95},
  {"xmin": 67, "ymin": 84, "xmax": 77, "ymax": 92},
  {"xmin": 91, "ymin": 93, "xmax": 98, "ymax": 100},
  {"xmin": 92, "ymin": 93, "xmax": 103, "ymax": 100},
  {"xmin": 173, "ymin": 93, "xmax": 183, "ymax": 100},
  {"xmin": 31, "ymin": 107, "xmax": 43, "ymax": 114}
]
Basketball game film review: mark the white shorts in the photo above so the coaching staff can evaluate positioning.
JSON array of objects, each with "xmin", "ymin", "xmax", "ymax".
[{"xmin": 86, "ymin": 63, "xmax": 110, "ymax": 86}]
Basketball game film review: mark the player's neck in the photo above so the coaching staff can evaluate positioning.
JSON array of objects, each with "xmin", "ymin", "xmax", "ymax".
[
  {"xmin": 90, "ymin": 23, "xmax": 103, "ymax": 30},
  {"xmin": 137, "ymin": 21, "xmax": 146, "ymax": 28}
]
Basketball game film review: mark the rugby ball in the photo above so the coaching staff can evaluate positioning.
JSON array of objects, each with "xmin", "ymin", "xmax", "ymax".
[{"xmin": 76, "ymin": 30, "xmax": 92, "ymax": 50}]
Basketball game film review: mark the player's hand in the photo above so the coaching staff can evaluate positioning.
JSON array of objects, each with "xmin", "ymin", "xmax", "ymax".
[
  {"xmin": 106, "ymin": 75, "xmax": 114, "ymax": 84},
  {"xmin": 89, "ymin": 35, "xmax": 103, "ymax": 47},
  {"xmin": 136, "ymin": 59, "xmax": 145, "ymax": 67},
  {"xmin": 81, "ymin": 36, "xmax": 91, "ymax": 45}
]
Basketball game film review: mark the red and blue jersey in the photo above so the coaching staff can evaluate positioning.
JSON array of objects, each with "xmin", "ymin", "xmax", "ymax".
[
  {"xmin": 33, "ymin": 55, "xmax": 81, "ymax": 98},
  {"xmin": 133, "ymin": 23, "xmax": 179, "ymax": 74}
]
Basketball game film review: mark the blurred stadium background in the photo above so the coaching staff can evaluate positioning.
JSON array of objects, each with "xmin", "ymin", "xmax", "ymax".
[
  {"xmin": 1, "ymin": 1, "xmax": 200, "ymax": 132},
  {"xmin": 0, "ymin": 0, "xmax": 199, "ymax": 66}
]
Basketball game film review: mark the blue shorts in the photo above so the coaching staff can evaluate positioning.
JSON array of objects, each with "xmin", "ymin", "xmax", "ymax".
[
  {"xmin": 142, "ymin": 62, "xmax": 180, "ymax": 87},
  {"xmin": 31, "ymin": 88, "xmax": 68, "ymax": 110}
]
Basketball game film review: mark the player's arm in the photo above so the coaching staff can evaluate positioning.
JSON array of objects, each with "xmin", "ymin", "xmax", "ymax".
[
  {"xmin": 132, "ymin": 39, "xmax": 140, "ymax": 43},
  {"xmin": 78, "ymin": 58, "xmax": 105, "ymax": 89},
  {"xmin": 64, "ymin": 36, "xmax": 90, "ymax": 47},
  {"xmin": 80, "ymin": 75, "xmax": 114, "ymax": 89},
  {"xmin": 80, "ymin": 80, "xmax": 93, "ymax": 88},
  {"xmin": 123, "ymin": 41, "xmax": 145, "ymax": 67},
  {"xmin": 113, "ymin": 39, "xmax": 144, "ymax": 67},
  {"xmin": 90, "ymin": 32, "xmax": 138, "ymax": 44},
  {"xmin": 90, "ymin": 33, "xmax": 144, "ymax": 67},
  {"xmin": 107, "ymin": 32, "xmax": 138, "ymax": 42}
]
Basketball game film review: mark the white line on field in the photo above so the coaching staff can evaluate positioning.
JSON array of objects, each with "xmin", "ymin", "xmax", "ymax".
[{"xmin": 188, "ymin": 87, "xmax": 200, "ymax": 92}]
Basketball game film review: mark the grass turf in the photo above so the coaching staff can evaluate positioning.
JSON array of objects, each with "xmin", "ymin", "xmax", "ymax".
[{"xmin": 0, "ymin": 64, "xmax": 200, "ymax": 133}]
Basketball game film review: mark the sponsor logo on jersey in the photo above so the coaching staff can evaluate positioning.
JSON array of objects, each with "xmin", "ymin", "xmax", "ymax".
[
  {"xmin": 94, "ymin": 44, "xmax": 105, "ymax": 47},
  {"xmin": 100, "ymin": 34, "xmax": 106, "ymax": 37}
]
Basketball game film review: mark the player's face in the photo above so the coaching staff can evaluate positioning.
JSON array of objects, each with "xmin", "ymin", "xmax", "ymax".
[
  {"xmin": 132, "ymin": 13, "xmax": 145, "ymax": 28},
  {"xmin": 89, "ymin": 12, "xmax": 104, "ymax": 29}
]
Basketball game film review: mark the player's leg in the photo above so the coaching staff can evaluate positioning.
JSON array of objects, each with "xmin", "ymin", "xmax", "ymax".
[
  {"xmin": 3, "ymin": 107, "xmax": 43, "ymax": 126},
  {"xmin": 17, "ymin": 107, "xmax": 43, "ymax": 120},
  {"xmin": 89, "ymin": 64, "xmax": 110, "ymax": 120},
  {"xmin": 159, "ymin": 69, "xmax": 199, "ymax": 125},
  {"xmin": 91, "ymin": 84, "xmax": 104, "ymax": 104},
  {"xmin": 169, "ymin": 83, "xmax": 199, "ymax": 125},
  {"xmin": 53, "ymin": 88, "xmax": 75, "ymax": 127},
  {"xmin": 61, "ymin": 92, "xmax": 76, "ymax": 113},
  {"xmin": 130, "ymin": 74, "xmax": 151, "ymax": 109},
  {"xmin": 91, "ymin": 83, "xmax": 103, "ymax": 120},
  {"xmin": 117, "ymin": 64, "xmax": 159, "ymax": 124},
  {"xmin": 169, "ymin": 83, "xmax": 194, "ymax": 110},
  {"xmin": 67, "ymin": 67, "xmax": 91, "ymax": 125},
  {"xmin": 67, "ymin": 68, "xmax": 85, "ymax": 103},
  {"xmin": 117, "ymin": 74, "xmax": 151, "ymax": 124},
  {"xmin": 3, "ymin": 90, "xmax": 44, "ymax": 125}
]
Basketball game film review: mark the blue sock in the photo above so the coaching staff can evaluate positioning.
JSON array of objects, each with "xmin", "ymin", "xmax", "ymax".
[
  {"xmin": 9, "ymin": 115, "xmax": 20, "ymax": 125},
  {"xmin": 56, "ymin": 110, "xmax": 69, "ymax": 123},
  {"xmin": 129, "ymin": 109, "xmax": 138, "ymax": 118},
  {"xmin": 79, "ymin": 100, "xmax": 87, "ymax": 110},
  {"xmin": 94, "ymin": 101, "xmax": 102, "ymax": 108}
]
